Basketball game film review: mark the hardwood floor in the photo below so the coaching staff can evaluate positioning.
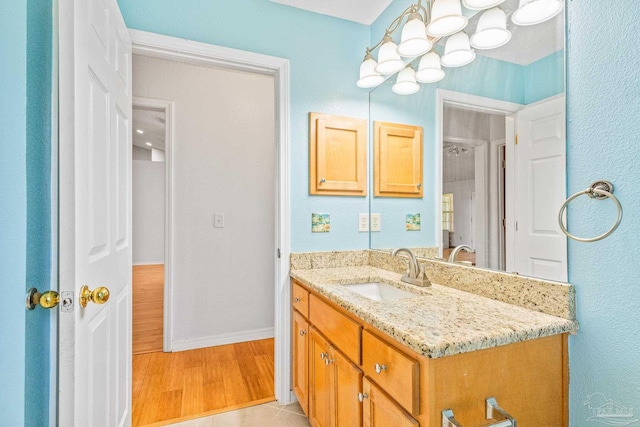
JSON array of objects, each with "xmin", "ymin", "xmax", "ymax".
[
  {"xmin": 133, "ymin": 264, "xmax": 164, "ymax": 354},
  {"xmin": 132, "ymin": 338, "xmax": 275, "ymax": 426}
]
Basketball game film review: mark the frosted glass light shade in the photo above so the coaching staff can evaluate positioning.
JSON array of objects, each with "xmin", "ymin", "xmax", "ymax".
[
  {"xmin": 441, "ymin": 32, "xmax": 476, "ymax": 67},
  {"xmin": 356, "ymin": 54, "xmax": 385, "ymax": 88},
  {"xmin": 462, "ymin": 0, "xmax": 506, "ymax": 10},
  {"xmin": 512, "ymin": 0, "xmax": 563, "ymax": 26},
  {"xmin": 426, "ymin": 0, "xmax": 468, "ymax": 37},
  {"xmin": 392, "ymin": 66, "xmax": 420, "ymax": 95},
  {"xmin": 470, "ymin": 7, "xmax": 512, "ymax": 49},
  {"xmin": 375, "ymin": 37, "xmax": 405, "ymax": 75},
  {"xmin": 397, "ymin": 14, "xmax": 432, "ymax": 57},
  {"xmin": 415, "ymin": 52, "xmax": 445, "ymax": 83}
]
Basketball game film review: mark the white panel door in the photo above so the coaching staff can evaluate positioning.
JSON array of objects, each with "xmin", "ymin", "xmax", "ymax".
[
  {"xmin": 512, "ymin": 96, "xmax": 567, "ymax": 282},
  {"xmin": 58, "ymin": 0, "xmax": 132, "ymax": 425}
]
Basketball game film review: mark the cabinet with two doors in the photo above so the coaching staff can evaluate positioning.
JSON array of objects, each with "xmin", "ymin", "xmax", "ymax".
[{"xmin": 291, "ymin": 279, "xmax": 569, "ymax": 427}]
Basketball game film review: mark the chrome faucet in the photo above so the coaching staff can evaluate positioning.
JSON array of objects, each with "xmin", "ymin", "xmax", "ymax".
[
  {"xmin": 391, "ymin": 248, "xmax": 431, "ymax": 287},
  {"xmin": 447, "ymin": 245, "xmax": 475, "ymax": 263}
]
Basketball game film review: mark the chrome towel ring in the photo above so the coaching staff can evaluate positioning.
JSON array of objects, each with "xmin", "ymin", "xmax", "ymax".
[{"xmin": 558, "ymin": 180, "xmax": 623, "ymax": 242}]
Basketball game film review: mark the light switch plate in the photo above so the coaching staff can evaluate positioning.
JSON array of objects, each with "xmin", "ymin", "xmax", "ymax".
[
  {"xmin": 371, "ymin": 213, "xmax": 381, "ymax": 232},
  {"xmin": 358, "ymin": 213, "xmax": 369, "ymax": 232},
  {"xmin": 214, "ymin": 213, "xmax": 224, "ymax": 228}
]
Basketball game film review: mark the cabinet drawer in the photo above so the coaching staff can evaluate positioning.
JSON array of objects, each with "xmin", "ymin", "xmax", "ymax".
[
  {"xmin": 362, "ymin": 330, "xmax": 419, "ymax": 416},
  {"xmin": 309, "ymin": 294, "xmax": 361, "ymax": 364},
  {"xmin": 292, "ymin": 281, "xmax": 310, "ymax": 318}
]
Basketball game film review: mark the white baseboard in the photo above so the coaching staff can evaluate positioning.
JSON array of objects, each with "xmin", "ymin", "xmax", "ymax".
[
  {"xmin": 133, "ymin": 260, "xmax": 164, "ymax": 266},
  {"xmin": 170, "ymin": 327, "xmax": 274, "ymax": 352}
]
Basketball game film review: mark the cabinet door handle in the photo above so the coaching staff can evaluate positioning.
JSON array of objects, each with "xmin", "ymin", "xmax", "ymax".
[
  {"xmin": 358, "ymin": 392, "xmax": 369, "ymax": 402},
  {"xmin": 442, "ymin": 397, "xmax": 516, "ymax": 427},
  {"xmin": 299, "ymin": 330, "xmax": 306, "ymax": 336},
  {"xmin": 320, "ymin": 352, "xmax": 328, "ymax": 360},
  {"xmin": 325, "ymin": 358, "xmax": 333, "ymax": 366},
  {"xmin": 294, "ymin": 297, "xmax": 302, "ymax": 303},
  {"xmin": 374, "ymin": 363, "xmax": 386, "ymax": 374}
]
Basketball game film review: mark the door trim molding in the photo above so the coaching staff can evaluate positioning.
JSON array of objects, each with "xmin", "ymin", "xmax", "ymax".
[
  {"xmin": 132, "ymin": 96, "xmax": 174, "ymax": 352},
  {"xmin": 129, "ymin": 30, "xmax": 292, "ymax": 404}
]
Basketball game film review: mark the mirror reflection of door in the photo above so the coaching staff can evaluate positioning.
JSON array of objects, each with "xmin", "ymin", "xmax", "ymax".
[{"xmin": 442, "ymin": 105, "xmax": 506, "ymax": 268}]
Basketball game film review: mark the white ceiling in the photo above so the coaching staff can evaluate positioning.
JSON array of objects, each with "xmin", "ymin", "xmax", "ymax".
[
  {"xmin": 132, "ymin": 107, "xmax": 166, "ymax": 152},
  {"xmin": 269, "ymin": 0, "xmax": 563, "ymax": 65},
  {"xmin": 268, "ymin": 0, "xmax": 393, "ymax": 25}
]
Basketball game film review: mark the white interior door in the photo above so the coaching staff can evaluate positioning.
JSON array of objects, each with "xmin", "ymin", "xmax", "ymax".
[
  {"xmin": 58, "ymin": 0, "xmax": 132, "ymax": 425},
  {"xmin": 511, "ymin": 96, "xmax": 567, "ymax": 282}
]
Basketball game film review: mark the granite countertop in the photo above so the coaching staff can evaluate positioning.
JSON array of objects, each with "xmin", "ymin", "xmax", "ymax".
[{"xmin": 290, "ymin": 265, "xmax": 577, "ymax": 359}]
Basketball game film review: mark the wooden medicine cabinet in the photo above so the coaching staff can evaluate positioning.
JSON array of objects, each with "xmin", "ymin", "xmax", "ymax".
[
  {"xmin": 374, "ymin": 121, "xmax": 423, "ymax": 198},
  {"xmin": 309, "ymin": 112, "xmax": 367, "ymax": 196}
]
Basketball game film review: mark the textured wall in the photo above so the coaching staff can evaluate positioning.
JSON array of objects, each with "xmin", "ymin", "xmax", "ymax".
[
  {"xmin": 0, "ymin": 0, "xmax": 28, "ymax": 424},
  {"xmin": 566, "ymin": 2, "xmax": 640, "ymax": 424}
]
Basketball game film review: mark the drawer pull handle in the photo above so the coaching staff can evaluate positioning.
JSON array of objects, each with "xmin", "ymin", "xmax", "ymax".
[
  {"xmin": 374, "ymin": 363, "xmax": 386, "ymax": 374},
  {"xmin": 325, "ymin": 358, "xmax": 333, "ymax": 366},
  {"xmin": 320, "ymin": 352, "xmax": 328, "ymax": 360},
  {"xmin": 299, "ymin": 330, "xmax": 306, "ymax": 336},
  {"xmin": 442, "ymin": 397, "xmax": 516, "ymax": 427},
  {"xmin": 294, "ymin": 297, "xmax": 302, "ymax": 303},
  {"xmin": 358, "ymin": 392, "xmax": 369, "ymax": 402}
]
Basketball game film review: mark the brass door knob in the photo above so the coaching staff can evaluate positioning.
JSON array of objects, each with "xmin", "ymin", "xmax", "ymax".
[
  {"xmin": 26, "ymin": 288, "xmax": 60, "ymax": 310},
  {"xmin": 80, "ymin": 285, "xmax": 110, "ymax": 308}
]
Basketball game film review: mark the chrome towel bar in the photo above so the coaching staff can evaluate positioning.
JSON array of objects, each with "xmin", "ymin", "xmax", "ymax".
[{"xmin": 558, "ymin": 180, "xmax": 622, "ymax": 242}]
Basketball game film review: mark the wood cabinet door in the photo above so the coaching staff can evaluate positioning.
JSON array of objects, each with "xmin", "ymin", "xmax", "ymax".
[
  {"xmin": 362, "ymin": 378, "xmax": 418, "ymax": 427},
  {"xmin": 309, "ymin": 112, "xmax": 367, "ymax": 196},
  {"xmin": 374, "ymin": 121, "xmax": 423, "ymax": 198},
  {"xmin": 309, "ymin": 328, "xmax": 332, "ymax": 427},
  {"xmin": 292, "ymin": 311, "xmax": 310, "ymax": 416},
  {"xmin": 331, "ymin": 347, "xmax": 363, "ymax": 427}
]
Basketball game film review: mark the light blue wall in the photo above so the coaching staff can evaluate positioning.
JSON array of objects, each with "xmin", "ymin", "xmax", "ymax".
[
  {"xmin": 566, "ymin": 3, "xmax": 640, "ymax": 425},
  {"xmin": 0, "ymin": 0, "xmax": 28, "ymax": 424},
  {"xmin": 524, "ymin": 50, "xmax": 564, "ymax": 104},
  {"xmin": 0, "ymin": 0, "xmax": 51, "ymax": 424},
  {"xmin": 25, "ymin": 0, "xmax": 52, "ymax": 424},
  {"xmin": 117, "ymin": 0, "xmax": 372, "ymax": 252}
]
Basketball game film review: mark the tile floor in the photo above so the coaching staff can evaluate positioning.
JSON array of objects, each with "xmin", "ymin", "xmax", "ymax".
[{"xmin": 167, "ymin": 402, "xmax": 311, "ymax": 427}]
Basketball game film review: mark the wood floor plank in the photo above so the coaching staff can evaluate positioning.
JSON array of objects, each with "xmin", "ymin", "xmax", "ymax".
[
  {"xmin": 133, "ymin": 338, "xmax": 275, "ymax": 426},
  {"xmin": 133, "ymin": 265, "xmax": 164, "ymax": 355}
]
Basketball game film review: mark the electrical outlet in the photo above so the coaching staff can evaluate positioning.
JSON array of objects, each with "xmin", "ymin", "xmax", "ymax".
[
  {"xmin": 214, "ymin": 213, "xmax": 224, "ymax": 228},
  {"xmin": 371, "ymin": 213, "xmax": 381, "ymax": 232},
  {"xmin": 358, "ymin": 213, "xmax": 369, "ymax": 232}
]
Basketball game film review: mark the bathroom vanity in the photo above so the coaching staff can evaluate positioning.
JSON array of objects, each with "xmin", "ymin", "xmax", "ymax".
[{"xmin": 290, "ymin": 251, "xmax": 576, "ymax": 427}]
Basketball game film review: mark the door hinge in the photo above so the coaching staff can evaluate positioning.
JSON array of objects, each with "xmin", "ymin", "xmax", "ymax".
[
  {"xmin": 501, "ymin": 159, "xmax": 506, "ymax": 169},
  {"xmin": 515, "ymin": 221, "xmax": 518, "ymax": 231},
  {"xmin": 502, "ymin": 218, "xmax": 506, "ymax": 228},
  {"xmin": 515, "ymin": 134, "xmax": 519, "ymax": 145},
  {"xmin": 277, "ymin": 248, "xmax": 281, "ymax": 259}
]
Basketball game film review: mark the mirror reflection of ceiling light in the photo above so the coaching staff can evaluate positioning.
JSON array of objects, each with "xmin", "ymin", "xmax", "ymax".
[
  {"xmin": 145, "ymin": 142, "xmax": 152, "ymax": 147},
  {"xmin": 136, "ymin": 129, "xmax": 144, "ymax": 134},
  {"xmin": 357, "ymin": 0, "xmax": 563, "ymax": 94}
]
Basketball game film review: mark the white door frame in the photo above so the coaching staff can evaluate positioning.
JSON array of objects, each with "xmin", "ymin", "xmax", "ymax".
[
  {"xmin": 131, "ymin": 96, "xmax": 174, "ymax": 352},
  {"xmin": 129, "ymin": 30, "xmax": 292, "ymax": 404},
  {"xmin": 435, "ymin": 89, "xmax": 523, "ymax": 261}
]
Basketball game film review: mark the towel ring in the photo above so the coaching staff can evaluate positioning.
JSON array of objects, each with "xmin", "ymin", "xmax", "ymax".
[{"xmin": 558, "ymin": 180, "xmax": 623, "ymax": 242}]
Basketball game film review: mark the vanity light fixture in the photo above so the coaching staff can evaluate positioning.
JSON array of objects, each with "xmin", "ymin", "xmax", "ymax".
[
  {"xmin": 392, "ymin": 65, "xmax": 421, "ymax": 95},
  {"xmin": 357, "ymin": 0, "xmax": 562, "ymax": 94},
  {"xmin": 470, "ymin": 7, "xmax": 512, "ymax": 49},
  {"xmin": 136, "ymin": 129, "xmax": 144, "ymax": 134},
  {"xmin": 447, "ymin": 145, "xmax": 469, "ymax": 156},
  {"xmin": 441, "ymin": 32, "xmax": 476, "ymax": 67},
  {"xmin": 415, "ymin": 51, "xmax": 445, "ymax": 83},
  {"xmin": 511, "ymin": 0, "xmax": 564, "ymax": 26}
]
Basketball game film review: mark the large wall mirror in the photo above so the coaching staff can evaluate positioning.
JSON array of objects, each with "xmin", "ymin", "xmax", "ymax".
[{"xmin": 369, "ymin": 0, "xmax": 567, "ymax": 282}]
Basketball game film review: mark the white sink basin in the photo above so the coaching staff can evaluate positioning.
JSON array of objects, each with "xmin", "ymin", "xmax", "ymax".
[{"xmin": 343, "ymin": 282, "xmax": 417, "ymax": 301}]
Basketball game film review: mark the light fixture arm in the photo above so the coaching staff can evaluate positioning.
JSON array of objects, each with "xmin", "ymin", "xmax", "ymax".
[{"xmin": 364, "ymin": 0, "xmax": 431, "ymax": 56}]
